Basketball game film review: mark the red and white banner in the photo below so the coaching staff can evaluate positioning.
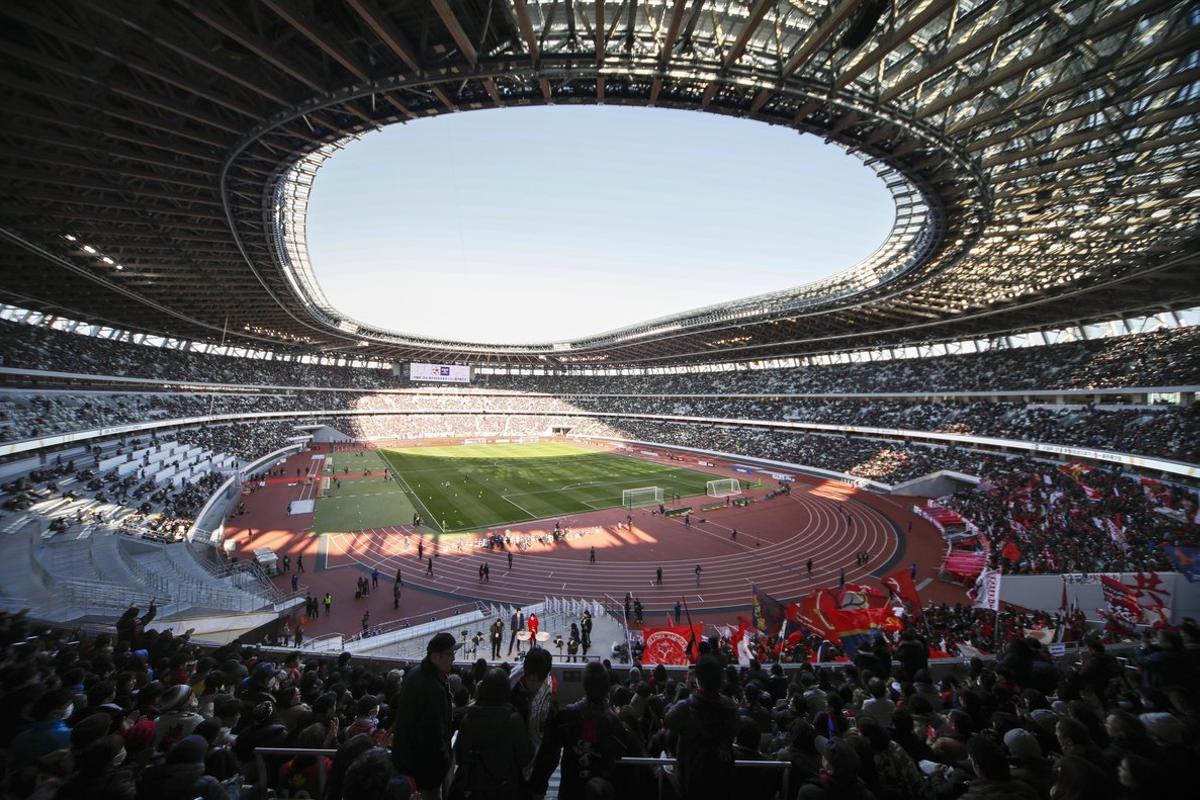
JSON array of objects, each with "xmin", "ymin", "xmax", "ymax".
[
  {"xmin": 970, "ymin": 568, "xmax": 1003, "ymax": 611},
  {"xmin": 639, "ymin": 624, "xmax": 702, "ymax": 666}
]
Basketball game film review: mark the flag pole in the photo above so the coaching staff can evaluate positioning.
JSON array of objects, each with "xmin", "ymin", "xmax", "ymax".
[{"xmin": 681, "ymin": 595, "xmax": 698, "ymax": 663}]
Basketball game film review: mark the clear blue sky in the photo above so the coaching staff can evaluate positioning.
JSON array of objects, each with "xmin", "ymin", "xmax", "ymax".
[{"xmin": 307, "ymin": 106, "xmax": 895, "ymax": 344}]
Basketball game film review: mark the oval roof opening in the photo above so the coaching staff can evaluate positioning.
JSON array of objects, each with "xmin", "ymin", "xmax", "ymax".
[{"xmin": 307, "ymin": 106, "xmax": 895, "ymax": 345}]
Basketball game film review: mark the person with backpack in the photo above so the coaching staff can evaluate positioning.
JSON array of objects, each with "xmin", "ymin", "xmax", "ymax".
[
  {"xmin": 665, "ymin": 655, "xmax": 738, "ymax": 800},
  {"xmin": 530, "ymin": 662, "xmax": 636, "ymax": 799},
  {"xmin": 448, "ymin": 668, "xmax": 531, "ymax": 800}
]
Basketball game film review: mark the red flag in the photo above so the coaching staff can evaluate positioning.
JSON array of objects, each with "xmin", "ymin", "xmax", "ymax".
[
  {"xmin": 881, "ymin": 568, "xmax": 922, "ymax": 609},
  {"xmin": 640, "ymin": 624, "xmax": 703, "ymax": 666}
]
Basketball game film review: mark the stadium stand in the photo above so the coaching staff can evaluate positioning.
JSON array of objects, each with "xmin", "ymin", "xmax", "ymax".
[{"xmin": 0, "ymin": 610, "xmax": 1191, "ymax": 799}]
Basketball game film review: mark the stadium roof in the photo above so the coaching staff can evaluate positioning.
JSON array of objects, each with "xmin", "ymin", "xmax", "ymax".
[{"xmin": 0, "ymin": 0, "xmax": 1197, "ymax": 368}]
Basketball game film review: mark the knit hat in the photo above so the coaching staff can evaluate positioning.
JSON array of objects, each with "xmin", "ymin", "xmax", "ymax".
[
  {"xmin": 1003, "ymin": 728, "xmax": 1043, "ymax": 760},
  {"xmin": 166, "ymin": 734, "xmax": 207, "ymax": 764},
  {"xmin": 122, "ymin": 718, "xmax": 157, "ymax": 752},
  {"xmin": 426, "ymin": 633, "xmax": 460, "ymax": 654},
  {"xmin": 1028, "ymin": 708, "xmax": 1060, "ymax": 733},
  {"xmin": 71, "ymin": 712, "xmax": 113, "ymax": 749},
  {"xmin": 159, "ymin": 684, "xmax": 193, "ymax": 714}
]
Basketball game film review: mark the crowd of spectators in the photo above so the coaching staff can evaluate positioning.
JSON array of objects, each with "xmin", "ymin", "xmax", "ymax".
[
  {"xmin": 2, "ymin": 390, "xmax": 1196, "ymax": 463},
  {"xmin": 174, "ymin": 422, "xmax": 306, "ymax": 464},
  {"xmin": 2, "ymin": 318, "xmax": 1197, "ymax": 395},
  {"xmin": 941, "ymin": 459, "xmax": 1198, "ymax": 575},
  {"xmin": 473, "ymin": 327, "xmax": 1200, "ymax": 394},
  {"xmin": 0, "ymin": 319, "xmax": 394, "ymax": 389},
  {"xmin": 0, "ymin": 606, "xmax": 1195, "ymax": 800}
]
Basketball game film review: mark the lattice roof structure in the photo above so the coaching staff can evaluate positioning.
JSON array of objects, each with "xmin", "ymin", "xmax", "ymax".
[{"xmin": 0, "ymin": 0, "xmax": 1196, "ymax": 367}]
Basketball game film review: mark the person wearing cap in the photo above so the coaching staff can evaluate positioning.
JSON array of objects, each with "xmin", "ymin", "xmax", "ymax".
[
  {"xmin": 392, "ymin": 632, "xmax": 457, "ymax": 797},
  {"xmin": 1003, "ymin": 728, "xmax": 1053, "ymax": 799},
  {"xmin": 154, "ymin": 684, "xmax": 205, "ymax": 751},
  {"xmin": 135, "ymin": 734, "xmax": 224, "ymax": 800}
]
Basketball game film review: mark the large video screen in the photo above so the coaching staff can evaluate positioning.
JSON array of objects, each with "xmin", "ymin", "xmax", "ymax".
[{"xmin": 410, "ymin": 362, "xmax": 471, "ymax": 383}]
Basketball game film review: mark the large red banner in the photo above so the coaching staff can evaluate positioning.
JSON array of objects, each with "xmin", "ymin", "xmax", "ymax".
[{"xmin": 640, "ymin": 624, "xmax": 703, "ymax": 665}]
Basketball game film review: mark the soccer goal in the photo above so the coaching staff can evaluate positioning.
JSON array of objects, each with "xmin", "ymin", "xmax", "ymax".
[
  {"xmin": 706, "ymin": 478, "xmax": 742, "ymax": 498},
  {"xmin": 623, "ymin": 487, "xmax": 664, "ymax": 509}
]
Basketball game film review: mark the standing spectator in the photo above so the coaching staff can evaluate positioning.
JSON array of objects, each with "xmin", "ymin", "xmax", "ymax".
[
  {"xmin": 665, "ymin": 655, "xmax": 738, "ymax": 800},
  {"xmin": 531, "ymin": 662, "xmax": 634, "ymax": 799},
  {"xmin": 450, "ymin": 668, "xmax": 531, "ymax": 800},
  {"xmin": 490, "ymin": 618, "xmax": 504, "ymax": 660},
  {"xmin": 391, "ymin": 632, "xmax": 457, "ymax": 798}
]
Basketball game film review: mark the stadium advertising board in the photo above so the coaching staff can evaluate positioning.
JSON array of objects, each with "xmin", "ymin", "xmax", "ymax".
[{"xmin": 409, "ymin": 362, "xmax": 471, "ymax": 383}]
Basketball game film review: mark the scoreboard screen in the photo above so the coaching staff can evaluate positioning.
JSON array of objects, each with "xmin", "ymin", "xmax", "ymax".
[{"xmin": 409, "ymin": 362, "xmax": 471, "ymax": 383}]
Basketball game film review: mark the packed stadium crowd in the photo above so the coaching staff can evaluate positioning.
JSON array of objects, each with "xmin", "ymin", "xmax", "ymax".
[
  {"xmin": 941, "ymin": 459, "xmax": 1198, "ymax": 575},
  {"xmin": 2, "ymin": 391, "xmax": 1196, "ymax": 463},
  {"xmin": 0, "ymin": 319, "xmax": 394, "ymax": 389},
  {"xmin": 3, "ymin": 318, "xmax": 1198, "ymax": 395},
  {"xmin": 0, "ymin": 605, "xmax": 1194, "ymax": 800}
]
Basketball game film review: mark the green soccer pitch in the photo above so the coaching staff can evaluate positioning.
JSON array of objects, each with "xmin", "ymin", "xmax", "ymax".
[{"xmin": 313, "ymin": 441, "xmax": 741, "ymax": 534}]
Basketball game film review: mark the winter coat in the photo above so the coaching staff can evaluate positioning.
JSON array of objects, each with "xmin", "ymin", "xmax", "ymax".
[
  {"xmin": 391, "ymin": 656, "xmax": 453, "ymax": 789},
  {"xmin": 452, "ymin": 703, "xmax": 532, "ymax": 800}
]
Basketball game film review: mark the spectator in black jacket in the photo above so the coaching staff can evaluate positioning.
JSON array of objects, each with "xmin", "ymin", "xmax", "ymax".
[
  {"xmin": 665, "ymin": 655, "xmax": 739, "ymax": 800},
  {"xmin": 531, "ymin": 661, "xmax": 635, "ymax": 799},
  {"xmin": 452, "ymin": 668, "xmax": 531, "ymax": 800},
  {"xmin": 391, "ymin": 632, "xmax": 457, "ymax": 797}
]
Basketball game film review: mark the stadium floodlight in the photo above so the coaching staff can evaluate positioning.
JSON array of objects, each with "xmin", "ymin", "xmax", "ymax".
[
  {"xmin": 706, "ymin": 478, "xmax": 742, "ymax": 498},
  {"xmin": 623, "ymin": 487, "xmax": 664, "ymax": 510}
]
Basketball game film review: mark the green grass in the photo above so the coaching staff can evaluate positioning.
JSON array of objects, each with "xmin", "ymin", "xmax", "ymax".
[
  {"xmin": 313, "ymin": 449, "xmax": 419, "ymax": 535},
  {"xmin": 314, "ymin": 441, "xmax": 742, "ymax": 534}
]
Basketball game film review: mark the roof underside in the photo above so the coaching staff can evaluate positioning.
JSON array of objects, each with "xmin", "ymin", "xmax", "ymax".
[{"xmin": 0, "ymin": 0, "xmax": 1197, "ymax": 368}]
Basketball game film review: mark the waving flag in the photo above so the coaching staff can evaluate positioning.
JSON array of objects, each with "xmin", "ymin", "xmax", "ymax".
[
  {"xmin": 751, "ymin": 584, "xmax": 787, "ymax": 636},
  {"xmin": 882, "ymin": 568, "xmax": 922, "ymax": 609},
  {"xmin": 1163, "ymin": 545, "xmax": 1200, "ymax": 582},
  {"xmin": 969, "ymin": 568, "xmax": 1003, "ymax": 611},
  {"xmin": 790, "ymin": 587, "xmax": 901, "ymax": 655}
]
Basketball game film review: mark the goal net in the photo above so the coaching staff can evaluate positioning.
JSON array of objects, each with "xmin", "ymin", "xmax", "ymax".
[
  {"xmin": 622, "ymin": 487, "xmax": 664, "ymax": 509},
  {"xmin": 706, "ymin": 478, "xmax": 742, "ymax": 498},
  {"xmin": 318, "ymin": 477, "xmax": 331, "ymax": 497}
]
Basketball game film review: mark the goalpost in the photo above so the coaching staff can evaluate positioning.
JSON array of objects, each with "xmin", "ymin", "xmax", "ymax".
[
  {"xmin": 622, "ymin": 487, "xmax": 664, "ymax": 510},
  {"xmin": 706, "ymin": 478, "xmax": 743, "ymax": 498}
]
